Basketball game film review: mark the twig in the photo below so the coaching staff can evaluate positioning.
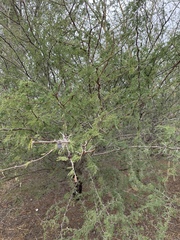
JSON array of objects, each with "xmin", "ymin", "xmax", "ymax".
[
  {"xmin": 130, "ymin": 145, "xmax": 180, "ymax": 151},
  {"xmin": 1, "ymin": 128, "xmax": 36, "ymax": 133},
  {"xmin": 93, "ymin": 148, "xmax": 121, "ymax": 156},
  {"xmin": 93, "ymin": 145, "xmax": 180, "ymax": 156},
  {"xmin": 59, "ymin": 193, "xmax": 73, "ymax": 240},
  {"xmin": 0, "ymin": 149, "xmax": 54, "ymax": 172},
  {"xmin": 32, "ymin": 140, "xmax": 70, "ymax": 144}
]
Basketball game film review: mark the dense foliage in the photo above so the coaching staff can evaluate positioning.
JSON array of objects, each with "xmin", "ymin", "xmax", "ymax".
[{"xmin": 0, "ymin": 0, "xmax": 179, "ymax": 239}]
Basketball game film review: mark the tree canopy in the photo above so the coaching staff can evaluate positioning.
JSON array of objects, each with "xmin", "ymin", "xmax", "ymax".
[{"xmin": 0, "ymin": 0, "xmax": 180, "ymax": 239}]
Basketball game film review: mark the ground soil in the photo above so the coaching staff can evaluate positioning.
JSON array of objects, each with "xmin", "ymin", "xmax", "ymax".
[{"xmin": 0, "ymin": 160, "xmax": 179, "ymax": 240}]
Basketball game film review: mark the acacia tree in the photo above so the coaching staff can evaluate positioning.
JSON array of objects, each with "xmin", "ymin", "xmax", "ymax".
[{"xmin": 0, "ymin": 0, "xmax": 180, "ymax": 239}]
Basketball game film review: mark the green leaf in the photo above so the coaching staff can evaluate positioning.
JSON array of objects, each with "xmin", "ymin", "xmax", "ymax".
[{"xmin": 56, "ymin": 156, "xmax": 68, "ymax": 161}]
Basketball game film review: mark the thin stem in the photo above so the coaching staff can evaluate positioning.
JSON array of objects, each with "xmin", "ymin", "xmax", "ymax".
[{"xmin": 0, "ymin": 149, "xmax": 54, "ymax": 172}]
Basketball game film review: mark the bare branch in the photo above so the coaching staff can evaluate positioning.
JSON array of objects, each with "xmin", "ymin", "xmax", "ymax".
[
  {"xmin": 32, "ymin": 140, "xmax": 70, "ymax": 144},
  {"xmin": 159, "ymin": 60, "xmax": 180, "ymax": 87},
  {"xmin": 0, "ymin": 149, "xmax": 54, "ymax": 173},
  {"xmin": 94, "ymin": 145, "xmax": 180, "ymax": 156},
  {"xmin": 130, "ymin": 145, "xmax": 180, "ymax": 151},
  {"xmin": 0, "ymin": 34, "xmax": 32, "ymax": 79}
]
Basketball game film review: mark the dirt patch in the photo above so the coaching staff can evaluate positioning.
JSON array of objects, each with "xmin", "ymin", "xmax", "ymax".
[{"xmin": 0, "ymin": 161, "xmax": 180, "ymax": 240}]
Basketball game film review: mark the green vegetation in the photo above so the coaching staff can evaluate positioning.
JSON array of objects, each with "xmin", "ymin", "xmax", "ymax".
[{"xmin": 0, "ymin": 0, "xmax": 179, "ymax": 239}]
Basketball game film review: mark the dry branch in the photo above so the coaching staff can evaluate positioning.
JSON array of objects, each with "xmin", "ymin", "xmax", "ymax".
[
  {"xmin": 0, "ymin": 149, "xmax": 54, "ymax": 173},
  {"xmin": 32, "ymin": 140, "xmax": 70, "ymax": 144},
  {"xmin": 94, "ymin": 145, "xmax": 180, "ymax": 156}
]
